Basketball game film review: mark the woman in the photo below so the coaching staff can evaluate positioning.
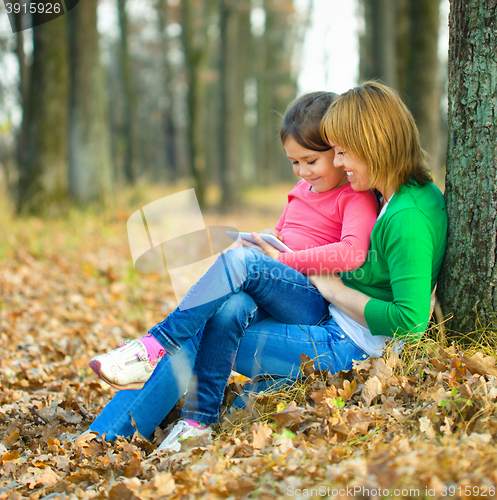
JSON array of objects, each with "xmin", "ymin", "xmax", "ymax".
[{"xmin": 87, "ymin": 82, "xmax": 447, "ymax": 451}]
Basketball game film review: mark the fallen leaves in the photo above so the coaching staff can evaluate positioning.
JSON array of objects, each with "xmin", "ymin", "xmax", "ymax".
[{"xmin": 1, "ymin": 209, "xmax": 497, "ymax": 498}]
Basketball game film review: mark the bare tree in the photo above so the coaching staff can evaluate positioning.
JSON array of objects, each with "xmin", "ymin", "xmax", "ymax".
[
  {"xmin": 17, "ymin": 15, "xmax": 69, "ymax": 213},
  {"xmin": 117, "ymin": 0, "xmax": 140, "ymax": 183},
  {"xmin": 180, "ymin": 0, "xmax": 218, "ymax": 207},
  {"xmin": 67, "ymin": 0, "xmax": 113, "ymax": 204}
]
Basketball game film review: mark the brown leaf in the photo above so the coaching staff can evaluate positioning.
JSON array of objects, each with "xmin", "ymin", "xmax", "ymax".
[
  {"xmin": 57, "ymin": 407, "xmax": 83, "ymax": 424},
  {"xmin": 147, "ymin": 472, "xmax": 176, "ymax": 496},
  {"xmin": 361, "ymin": 375, "xmax": 382, "ymax": 406},
  {"xmin": 251, "ymin": 423, "xmax": 273, "ymax": 449},
  {"xmin": 299, "ymin": 353, "xmax": 318, "ymax": 377},
  {"xmin": 108, "ymin": 482, "xmax": 142, "ymax": 500},
  {"xmin": 338, "ymin": 379, "xmax": 359, "ymax": 402},
  {"xmin": 311, "ymin": 386, "xmax": 338, "ymax": 406},
  {"xmin": 461, "ymin": 352, "xmax": 497, "ymax": 377},
  {"xmin": 271, "ymin": 401, "xmax": 305, "ymax": 428},
  {"xmin": 20, "ymin": 466, "xmax": 61, "ymax": 489},
  {"xmin": 347, "ymin": 410, "xmax": 374, "ymax": 435},
  {"xmin": 123, "ymin": 454, "xmax": 142, "ymax": 478}
]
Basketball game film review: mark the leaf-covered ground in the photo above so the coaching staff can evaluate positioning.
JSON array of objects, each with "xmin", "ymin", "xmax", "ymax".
[{"xmin": 1, "ymin": 186, "xmax": 497, "ymax": 499}]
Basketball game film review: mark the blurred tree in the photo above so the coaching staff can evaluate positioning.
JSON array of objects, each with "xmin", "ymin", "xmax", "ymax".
[
  {"xmin": 67, "ymin": 0, "xmax": 113, "ymax": 204},
  {"xmin": 117, "ymin": 0, "xmax": 140, "ymax": 183},
  {"xmin": 155, "ymin": 0, "xmax": 179, "ymax": 180},
  {"xmin": 17, "ymin": 15, "xmax": 69, "ymax": 213},
  {"xmin": 438, "ymin": 0, "xmax": 497, "ymax": 338},
  {"xmin": 359, "ymin": 0, "xmax": 398, "ymax": 88},
  {"xmin": 359, "ymin": 0, "xmax": 443, "ymax": 172},
  {"xmin": 180, "ymin": 0, "xmax": 218, "ymax": 207},
  {"xmin": 13, "ymin": 13, "xmax": 29, "ymax": 108},
  {"xmin": 254, "ymin": 0, "xmax": 300, "ymax": 185},
  {"xmin": 218, "ymin": 0, "xmax": 252, "ymax": 208}
]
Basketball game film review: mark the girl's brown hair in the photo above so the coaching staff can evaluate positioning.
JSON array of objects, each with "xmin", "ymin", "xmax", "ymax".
[
  {"xmin": 280, "ymin": 91, "xmax": 338, "ymax": 151},
  {"xmin": 321, "ymin": 81, "xmax": 432, "ymax": 192}
]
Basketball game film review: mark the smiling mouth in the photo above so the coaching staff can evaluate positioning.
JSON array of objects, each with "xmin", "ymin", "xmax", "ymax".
[
  {"xmin": 308, "ymin": 177, "xmax": 321, "ymax": 182},
  {"xmin": 346, "ymin": 172, "xmax": 353, "ymax": 178}
]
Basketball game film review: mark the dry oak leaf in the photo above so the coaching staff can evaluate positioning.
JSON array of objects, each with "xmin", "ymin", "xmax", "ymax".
[
  {"xmin": 311, "ymin": 386, "xmax": 338, "ymax": 406},
  {"xmin": 136, "ymin": 473, "xmax": 176, "ymax": 499},
  {"xmin": 108, "ymin": 482, "xmax": 142, "ymax": 500},
  {"xmin": 460, "ymin": 352, "xmax": 497, "ymax": 378},
  {"xmin": 361, "ymin": 375, "xmax": 382, "ymax": 406},
  {"xmin": 338, "ymin": 378, "xmax": 359, "ymax": 402},
  {"xmin": 19, "ymin": 466, "xmax": 61, "ymax": 489},
  {"xmin": 347, "ymin": 410, "xmax": 375, "ymax": 435},
  {"xmin": 299, "ymin": 353, "xmax": 318, "ymax": 377},
  {"xmin": 251, "ymin": 422, "xmax": 273, "ymax": 450},
  {"xmin": 271, "ymin": 401, "xmax": 305, "ymax": 428}
]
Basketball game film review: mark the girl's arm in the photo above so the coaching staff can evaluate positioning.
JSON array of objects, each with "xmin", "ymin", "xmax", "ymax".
[{"xmin": 278, "ymin": 190, "xmax": 378, "ymax": 274}]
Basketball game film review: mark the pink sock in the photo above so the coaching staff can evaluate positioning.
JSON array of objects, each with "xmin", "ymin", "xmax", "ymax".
[
  {"xmin": 183, "ymin": 419, "xmax": 207, "ymax": 428},
  {"xmin": 139, "ymin": 334, "xmax": 166, "ymax": 367}
]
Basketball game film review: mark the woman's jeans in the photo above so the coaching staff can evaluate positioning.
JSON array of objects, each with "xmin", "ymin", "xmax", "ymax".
[{"xmin": 90, "ymin": 248, "xmax": 368, "ymax": 439}]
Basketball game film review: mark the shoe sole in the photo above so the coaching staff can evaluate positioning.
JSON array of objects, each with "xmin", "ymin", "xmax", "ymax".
[{"xmin": 89, "ymin": 359, "xmax": 146, "ymax": 391}]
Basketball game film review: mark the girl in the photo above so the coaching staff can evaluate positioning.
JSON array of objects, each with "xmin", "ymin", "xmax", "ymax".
[{"xmin": 87, "ymin": 91, "xmax": 378, "ymax": 450}]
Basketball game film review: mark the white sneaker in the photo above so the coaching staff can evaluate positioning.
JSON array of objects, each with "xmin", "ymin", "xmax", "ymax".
[
  {"xmin": 157, "ymin": 420, "xmax": 212, "ymax": 452},
  {"xmin": 89, "ymin": 340, "xmax": 158, "ymax": 390}
]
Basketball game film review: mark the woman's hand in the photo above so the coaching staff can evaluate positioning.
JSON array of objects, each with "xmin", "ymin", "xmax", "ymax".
[
  {"xmin": 240, "ymin": 231, "xmax": 282, "ymax": 260},
  {"xmin": 307, "ymin": 273, "xmax": 347, "ymax": 303},
  {"xmin": 308, "ymin": 273, "xmax": 370, "ymax": 326}
]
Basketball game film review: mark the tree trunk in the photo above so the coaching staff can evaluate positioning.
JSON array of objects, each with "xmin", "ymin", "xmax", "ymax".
[
  {"xmin": 156, "ymin": 0, "xmax": 179, "ymax": 180},
  {"xmin": 359, "ymin": 0, "xmax": 398, "ymax": 87},
  {"xmin": 438, "ymin": 0, "xmax": 497, "ymax": 337},
  {"xmin": 17, "ymin": 15, "xmax": 69, "ymax": 213},
  {"xmin": 180, "ymin": 0, "xmax": 217, "ymax": 207},
  {"xmin": 405, "ymin": 0, "xmax": 443, "ymax": 172},
  {"xmin": 67, "ymin": 0, "xmax": 113, "ymax": 204},
  {"xmin": 218, "ymin": 0, "xmax": 251, "ymax": 209},
  {"xmin": 360, "ymin": 0, "xmax": 444, "ymax": 174},
  {"xmin": 254, "ymin": 0, "xmax": 298, "ymax": 185},
  {"xmin": 117, "ymin": 0, "xmax": 140, "ymax": 183}
]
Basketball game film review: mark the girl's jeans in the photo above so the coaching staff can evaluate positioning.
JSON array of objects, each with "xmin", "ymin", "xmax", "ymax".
[{"xmin": 90, "ymin": 248, "xmax": 368, "ymax": 439}]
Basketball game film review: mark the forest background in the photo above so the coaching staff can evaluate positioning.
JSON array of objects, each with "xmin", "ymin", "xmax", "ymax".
[{"xmin": 2, "ymin": 1, "xmax": 497, "ymax": 499}]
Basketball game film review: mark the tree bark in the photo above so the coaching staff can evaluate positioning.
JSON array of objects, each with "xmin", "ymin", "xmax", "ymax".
[
  {"xmin": 359, "ymin": 0, "xmax": 399, "ymax": 87},
  {"xmin": 438, "ymin": 0, "xmax": 497, "ymax": 337},
  {"xmin": 405, "ymin": 0, "xmax": 443, "ymax": 172},
  {"xmin": 17, "ymin": 15, "xmax": 69, "ymax": 213},
  {"xmin": 117, "ymin": 0, "xmax": 140, "ymax": 183},
  {"xmin": 255, "ymin": 0, "xmax": 298, "ymax": 185},
  {"xmin": 180, "ymin": 0, "xmax": 217, "ymax": 207},
  {"xmin": 67, "ymin": 0, "xmax": 113, "ymax": 204},
  {"xmin": 218, "ymin": 0, "xmax": 251, "ymax": 209},
  {"xmin": 156, "ymin": 0, "xmax": 179, "ymax": 180}
]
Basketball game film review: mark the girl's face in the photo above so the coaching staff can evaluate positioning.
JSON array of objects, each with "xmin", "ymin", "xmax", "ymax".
[
  {"xmin": 284, "ymin": 137, "xmax": 347, "ymax": 193},
  {"xmin": 330, "ymin": 143, "xmax": 370, "ymax": 192}
]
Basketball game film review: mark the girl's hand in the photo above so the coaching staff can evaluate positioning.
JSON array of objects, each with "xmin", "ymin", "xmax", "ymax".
[
  {"xmin": 240, "ymin": 232, "xmax": 282, "ymax": 260},
  {"xmin": 260, "ymin": 228, "xmax": 285, "ymax": 242}
]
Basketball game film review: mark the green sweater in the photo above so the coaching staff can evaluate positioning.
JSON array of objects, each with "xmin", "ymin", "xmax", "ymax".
[{"xmin": 341, "ymin": 181, "xmax": 447, "ymax": 340}]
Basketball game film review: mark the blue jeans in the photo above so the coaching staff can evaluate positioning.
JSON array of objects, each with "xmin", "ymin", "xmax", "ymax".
[{"xmin": 90, "ymin": 248, "xmax": 368, "ymax": 439}]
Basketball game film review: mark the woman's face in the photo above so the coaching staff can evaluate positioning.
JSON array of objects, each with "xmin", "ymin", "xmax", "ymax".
[
  {"xmin": 284, "ymin": 137, "xmax": 347, "ymax": 193},
  {"xmin": 330, "ymin": 143, "xmax": 370, "ymax": 192}
]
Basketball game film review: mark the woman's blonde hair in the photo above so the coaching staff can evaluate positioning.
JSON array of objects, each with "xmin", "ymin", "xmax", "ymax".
[{"xmin": 320, "ymin": 81, "xmax": 432, "ymax": 193}]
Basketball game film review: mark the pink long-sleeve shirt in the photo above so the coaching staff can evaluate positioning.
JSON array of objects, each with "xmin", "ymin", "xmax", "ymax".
[{"xmin": 275, "ymin": 180, "xmax": 378, "ymax": 274}]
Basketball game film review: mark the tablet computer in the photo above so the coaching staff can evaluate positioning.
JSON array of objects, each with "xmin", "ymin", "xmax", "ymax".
[{"xmin": 226, "ymin": 231, "xmax": 293, "ymax": 253}]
